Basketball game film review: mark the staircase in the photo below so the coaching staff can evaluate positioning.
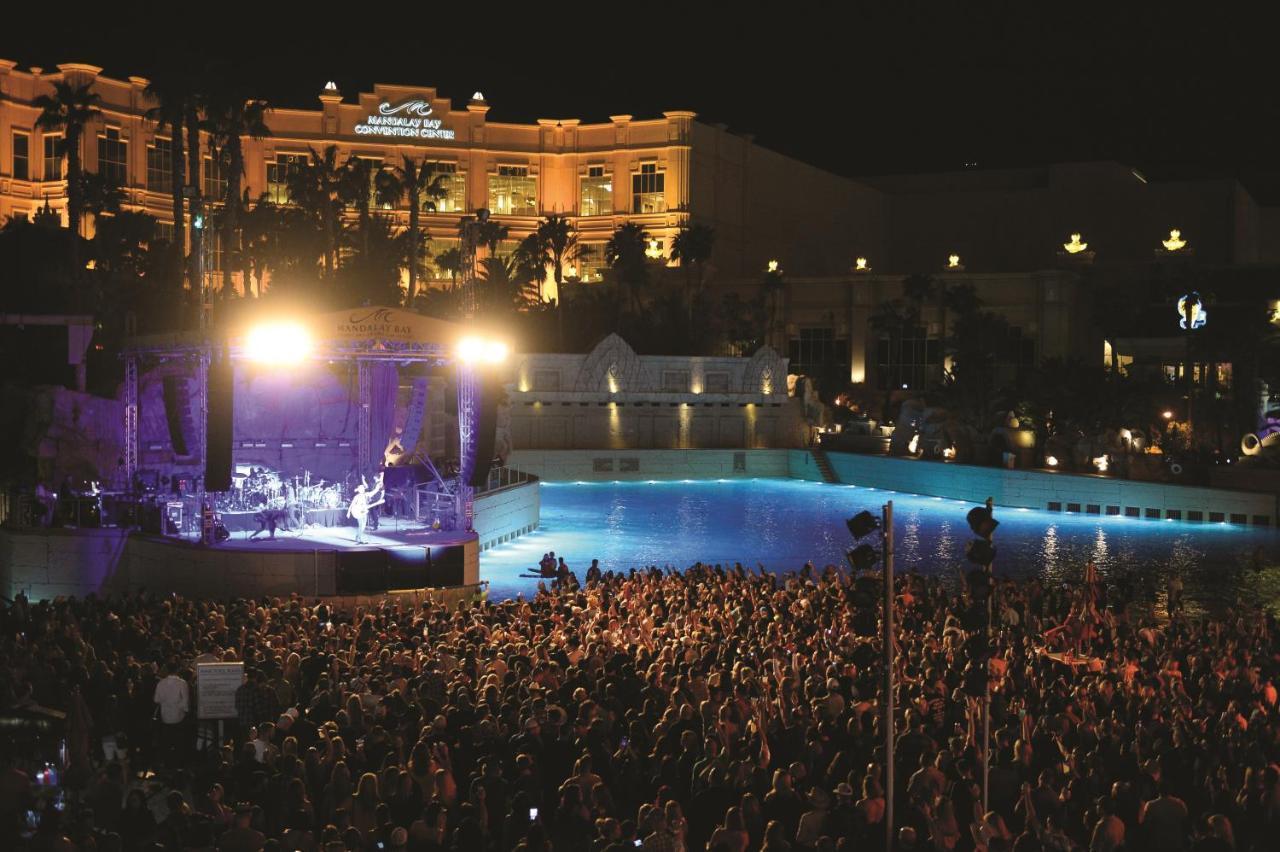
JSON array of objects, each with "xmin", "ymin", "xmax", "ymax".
[{"xmin": 810, "ymin": 447, "xmax": 841, "ymax": 484}]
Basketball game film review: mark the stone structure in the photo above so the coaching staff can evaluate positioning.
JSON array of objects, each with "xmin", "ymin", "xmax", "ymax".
[{"xmin": 505, "ymin": 334, "xmax": 805, "ymax": 450}]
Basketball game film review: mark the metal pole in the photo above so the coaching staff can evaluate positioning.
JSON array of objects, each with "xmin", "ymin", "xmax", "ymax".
[
  {"xmin": 982, "ymin": 496, "xmax": 994, "ymax": 814},
  {"xmin": 883, "ymin": 500, "xmax": 895, "ymax": 850}
]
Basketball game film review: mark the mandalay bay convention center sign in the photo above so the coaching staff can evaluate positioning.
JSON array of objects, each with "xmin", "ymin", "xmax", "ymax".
[{"xmin": 354, "ymin": 99, "xmax": 456, "ymax": 140}]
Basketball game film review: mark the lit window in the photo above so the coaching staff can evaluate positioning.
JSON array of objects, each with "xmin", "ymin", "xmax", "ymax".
[
  {"xmin": 147, "ymin": 137, "xmax": 174, "ymax": 193},
  {"xmin": 266, "ymin": 153, "xmax": 308, "ymax": 205},
  {"xmin": 426, "ymin": 161, "xmax": 466, "ymax": 213},
  {"xmin": 574, "ymin": 242, "xmax": 607, "ymax": 282},
  {"xmin": 356, "ymin": 156, "xmax": 387, "ymax": 209},
  {"xmin": 874, "ymin": 326, "xmax": 935, "ymax": 390},
  {"xmin": 204, "ymin": 228, "xmax": 224, "ymax": 271},
  {"xmin": 203, "ymin": 154, "xmax": 228, "ymax": 202},
  {"xmin": 154, "ymin": 221, "xmax": 175, "ymax": 245},
  {"xmin": 580, "ymin": 165, "xmax": 612, "ymax": 216},
  {"xmin": 12, "ymin": 131, "xmax": 29, "ymax": 181},
  {"xmin": 631, "ymin": 162, "xmax": 665, "ymax": 214},
  {"xmin": 97, "ymin": 127, "xmax": 128, "ymax": 187},
  {"xmin": 487, "ymin": 165, "xmax": 537, "ymax": 216},
  {"xmin": 42, "ymin": 133, "xmax": 64, "ymax": 181}
]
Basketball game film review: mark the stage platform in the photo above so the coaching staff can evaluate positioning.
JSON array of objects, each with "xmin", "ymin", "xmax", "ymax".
[{"xmin": 0, "ymin": 523, "xmax": 480, "ymax": 601}]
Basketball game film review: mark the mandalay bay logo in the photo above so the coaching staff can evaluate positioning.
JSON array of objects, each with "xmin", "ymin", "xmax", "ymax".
[
  {"xmin": 355, "ymin": 98, "xmax": 456, "ymax": 140},
  {"xmin": 338, "ymin": 308, "xmax": 414, "ymax": 340}
]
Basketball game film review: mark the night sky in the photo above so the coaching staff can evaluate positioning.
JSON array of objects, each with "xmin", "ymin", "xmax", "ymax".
[{"xmin": 6, "ymin": 4, "xmax": 1277, "ymax": 198}]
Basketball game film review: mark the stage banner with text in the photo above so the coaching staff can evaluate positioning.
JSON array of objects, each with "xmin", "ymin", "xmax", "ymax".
[
  {"xmin": 196, "ymin": 662, "xmax": 244, "ymax": 720},
  {"xmin": 313, "ymin": 307, "xmax": 464, "ymax": 347}
]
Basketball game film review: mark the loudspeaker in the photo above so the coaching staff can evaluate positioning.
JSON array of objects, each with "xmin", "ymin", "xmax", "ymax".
[
  {"xmin": 398, "ymin": 377, "xmax": 430, "ymax": 457},
  {"xmin": 162, "ymin": 375, "xmax": 192, "ymax": 456},
  {"xmin": 205, "ymin": 350, "xmax": 234, "ymax": 492},
  {"xmin": 467, "ymin": 370, "xmax": 502, "ymax": 487}
]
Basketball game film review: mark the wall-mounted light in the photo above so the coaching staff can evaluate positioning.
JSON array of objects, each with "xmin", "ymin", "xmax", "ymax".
[
  {"xmin": 1093, "ymin": 455, "xmax": 1109, "ymax": 473},
  {"xmin": 947, "ymin": 254, "xmax": 962, "ymax": 269},
  {"xmin": 767, "ymin": 259, "xmax": 780, "ymax": 273},
  {"xmin": 1063, "ymin": 233, "xmax": 1088, "ymax": 254},
  {"xmin": 1163, "ymin": 229, "xmax": 1187, "ymax": 251},
  {"xmin": 855, "ymin": 257, "xmax": 870, "ymax": 272},
  {"xmin": 1045, "ymin": 455, "xmax": 1058, "ymax": 468}
]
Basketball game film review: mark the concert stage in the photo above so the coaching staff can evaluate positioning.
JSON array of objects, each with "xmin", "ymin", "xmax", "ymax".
[{"xmin": 0, "ymin": 523, "xmax": 479, "ymax": 601}]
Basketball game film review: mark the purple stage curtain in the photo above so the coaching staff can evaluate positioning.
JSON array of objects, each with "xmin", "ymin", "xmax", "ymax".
[{"xmin": 369, "ymin": 362, "xmax": 398, "ymax": 474}]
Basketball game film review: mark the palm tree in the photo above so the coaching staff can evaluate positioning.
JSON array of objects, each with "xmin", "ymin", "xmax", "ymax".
[
  {"xmin": 34, "ymin": 80, "xmax": 102, "ymax": 273},
  {"xmin": 670, "ymin": 222, "xmax": 716, "ymax": 328},
  {"xmin": 144, "ymin": 75, "xmax": 192, "ymax": 294},
  {"xmin": 435, "ymin": 247, "xmax": 462, "ymax": 289},
  {"xmin": 461, "ymin": 217, "xmax": 509, "ymax": 253},
  {"xmin": 204, "ymin": 85, "xmax": 270, "ymax": 295},
  {"xmin": 605, "ymin": 222, "xmax": 651, "ymax": 316},
  {"xmin": 513, "ymin": 233, "xmax": 550, "ymax": 306},
  {"xmin": 376, "ymin": 156, "xmax": 447, "ymax": 304},
  {"xmin": 285, "ymin": 145, "xmax": 347, "ymax": 280}
]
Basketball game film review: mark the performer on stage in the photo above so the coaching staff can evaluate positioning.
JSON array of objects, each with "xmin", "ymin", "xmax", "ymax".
[{"xmin": 348, "ymin": 473, "xmax": 384, "ymax": 544}]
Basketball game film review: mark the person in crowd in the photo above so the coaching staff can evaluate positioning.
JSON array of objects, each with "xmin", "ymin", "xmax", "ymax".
[{"xmin": 2, "ymin": 559, "xmax": 1279, "ymax": 852}]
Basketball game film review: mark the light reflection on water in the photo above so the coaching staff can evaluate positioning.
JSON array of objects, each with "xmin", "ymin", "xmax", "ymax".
[{"xmin": 482, "ymin": 479, "xmax": 1280, "ymax": 605}]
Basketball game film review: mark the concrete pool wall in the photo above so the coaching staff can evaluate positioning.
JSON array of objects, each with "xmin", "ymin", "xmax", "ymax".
[{"xmin": 507, "ymin": 448, "xmax": 1277, "ymax": 525}]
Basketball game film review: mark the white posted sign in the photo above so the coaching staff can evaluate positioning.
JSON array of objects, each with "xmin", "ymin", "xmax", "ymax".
[{"xmin": 196, "ymin": 662, "xmax": 244, "ymax": 720}]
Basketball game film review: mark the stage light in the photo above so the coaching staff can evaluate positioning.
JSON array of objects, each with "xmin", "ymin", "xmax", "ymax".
[
  {"xmin": 458, "ymin": 336, "xmax": 509, "ymax": 365},
  {"xmin": 245, "ymin": 321, "xmax": 312, "ymax": 365},
  {"xmin": 1162, "ymin": 410, "xmax": 1174, "ymax": 420},
  {"xmin": 845, "ymin": 544, "xmax": 878, "ymax": 573}
]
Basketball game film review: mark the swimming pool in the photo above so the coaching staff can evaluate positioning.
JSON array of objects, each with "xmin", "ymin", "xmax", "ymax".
[{"xmin": 478, "ymin": 478, "xmax": 1280, "ymax": 607}]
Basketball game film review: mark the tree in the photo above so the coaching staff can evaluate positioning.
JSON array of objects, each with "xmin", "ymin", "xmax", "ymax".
[
  {"xmin": 144, "ymin": 74, "xmax": 193, "ymax": 294},
  {"xmin": 376, "ymin": 157, "xmax": 447, "ymax": 305},
  {"xmin": 535, "ymin": 215, "xmax": 577, "ymax": 348},
  {"xmin": 340, "ymin": 213, "xmax": 406, "ymax": 307},
  {"xmin": 435, "ymin": 247, "xmax": 462, "ymax": 289},
  {"xmin": 512, "ymin": 234, "xmax": 550, "ymax": 308},
  {"xmin": 760, "ymin": 262, "xmax": 786, "ymax": 347},
  {"xmin": 34, "ymin": 79, "xmax": 102, "ymax": 274},
  {"xmin": 670, "ymin": 222, "xmax": 716, "ymax": 328},
  {"xmin": 605, "ymin": 222, "xmax": 651, "ymax": 317},
  {"xmin": 204, "ymin": 82, "xmax": 270, "ymax": 295},
  {"xmin": 461, "ymin": 217, "xmax": 509, "ymax": 254},
  {"xmin": 285, "ymin": 145, "xmax": 348, "ymax": 281}
]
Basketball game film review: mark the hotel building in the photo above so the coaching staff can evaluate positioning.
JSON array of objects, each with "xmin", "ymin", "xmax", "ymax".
[{"xmin": 0, "ymin": 60, "xmax": 879, "ymax": 296}]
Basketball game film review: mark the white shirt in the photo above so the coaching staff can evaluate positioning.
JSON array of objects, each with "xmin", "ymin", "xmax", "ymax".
[{"xmin": 153, "ymin": 674, "xmax": 190, "ymax": 724}]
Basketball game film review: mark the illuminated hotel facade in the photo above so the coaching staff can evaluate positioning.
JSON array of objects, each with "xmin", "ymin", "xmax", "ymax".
[{"xmin": 0, "ymin": 60, "xmax": 880, "ymax": 296}]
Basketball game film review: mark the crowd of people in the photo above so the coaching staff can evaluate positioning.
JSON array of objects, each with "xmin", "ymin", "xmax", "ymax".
[{"xmin": 1, "ymin": 556, "xmax": 1278, "ymax": 852}]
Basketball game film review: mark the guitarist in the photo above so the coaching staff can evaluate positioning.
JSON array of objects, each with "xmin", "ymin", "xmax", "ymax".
[{"xmin": 348, "ymin": 473, "xmax": 385, "ymax": 544}]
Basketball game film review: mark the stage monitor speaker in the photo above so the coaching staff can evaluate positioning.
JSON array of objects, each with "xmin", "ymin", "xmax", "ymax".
[
  {"xmin": 468, "ymin": 371, "xmax": 502, "ymax": 487},
  {"xmin": 205, "ymin": 350, "xmax": 234, "ymax": 492},
  {"xmin": 162, "ymin": 375, "xmax": 193, "ymax": 457},
  {"xmin": 396, "ymin": 377, "xmax": 430, "ymax": 457}
]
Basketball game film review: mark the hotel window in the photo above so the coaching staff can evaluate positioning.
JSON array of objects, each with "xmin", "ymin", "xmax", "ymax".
[
  {"xmin": 874, "ymin": 326, "xmax": 938, "ymax": 390},
  {"xmin": 205, "ymin": 228, "xmax": 224, "ymax": 271},
  {"xmin": 428, "ymin": 237, "xmax": 461, "ymax": 281},
  {"xmin": 790, "ymin": 327, "xmax": 851, "ymax": 380},
  {"xmin": 12, "ymin": 131, "xmax": 29, "ymax": 181},
  {"xmin": 154, "ymin": 221, "xmax": 175, "ymax": 245},
  {"xmin": 203, "ymin": 154, "xmax": 228, "ymax": 202},
  {"xmin": 487, "ymin": 165, "xmax": 537, "ymax": 216},
  {"xmin": 97, "ymin": 127, "xmax": 128, "ymax": 187},
  {"xmin": 631, "ymin": 161, "xmax": 665, "ymax": 213},
  {"xmin": 266, "ymin": 153, "xmax": 307, "ymax": 205},
  {"xmin": 147, "ymin": 137, "xmax": 174, "ymax": 193},
  {"xmin": 574, "ymin": 242, "xmax": 607, "ymax": 283},
  {"xmin": 42, "ymin": 134, "xmax": 64, "ymax": 181},
  {"xmin": 580, "ymin": 166, "xmax": 612, "ymax": 216},
  {"xmin": 426, "ymin": 161, "xmax": 465, "ymax": 213}
]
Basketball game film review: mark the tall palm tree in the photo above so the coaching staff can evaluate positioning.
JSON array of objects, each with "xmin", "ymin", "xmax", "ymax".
[
  {"xmin": 205, "ymin": 85, "xmax": 269, "ymax": 295},
  {"xmin": 377, "ymin": 157, "xmax": 447, "ymax": 305},
  {"xmin": 461, "ymin": 217, "xmax": 509, "ymax": 254},
  {"xmin": 435, "ymin": 247, "xmax": 462, "ymax": 289},
  {"xmin": 144, "ymin": 75, "xmax": 192, "ymax": 294},
  {"xmin": 34, "ymin": 80, "xmax": 102, "ymax": 273},
  {"xmin": 285, "ymin": 145, "xmax": 347, "ymax": 280},
  {"xmin": 670, "ymin": 222, "xmax": 716, "ymax": 328},
  {"xmin": 514, "ymin": 233, "xmax": 550, "ymax": 305},
  {"xmin": 605, "ymin": 222, "xmax": 651, "ymax": 316}
]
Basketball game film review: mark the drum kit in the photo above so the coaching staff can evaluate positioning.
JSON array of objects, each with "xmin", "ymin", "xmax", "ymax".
[{"xmin": 220, "ymin": 467, "xmax": 346, "ymax": 513}]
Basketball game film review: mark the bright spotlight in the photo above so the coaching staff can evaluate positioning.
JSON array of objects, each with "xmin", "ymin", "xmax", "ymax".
[
  {"xmin": 458, "ymin": 336, "xmax": 509, "ymax": 364},
  {"xmin": 1045, "ymin": 455, "xmax": 1058, "ymax": 468},
  {"xmin": 1162, "ymin": 410, "xmax": 1174, "ymax": 420},
  {"xmin": 245, "ymin": 321, "xmax": 311, "ymax": 365}
]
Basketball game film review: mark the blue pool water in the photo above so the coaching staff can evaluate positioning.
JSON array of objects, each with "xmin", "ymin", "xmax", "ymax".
[{"xmin": 479, "ymin": 478, "xmax": 1280, "ymax": 606}]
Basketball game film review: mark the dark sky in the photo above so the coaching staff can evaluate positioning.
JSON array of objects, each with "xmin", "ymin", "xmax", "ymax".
[{"xmin": 6, "ymin": 3, "xmax": 1277, "ymax": 195}]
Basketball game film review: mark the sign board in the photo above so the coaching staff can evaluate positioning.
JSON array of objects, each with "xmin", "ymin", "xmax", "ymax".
[
  {"xmin": 313, "ymin": 307, "xmax": 465, "ymax": 347},
  {"xmin": 196, "ymin": 662, "xmax": 244, "ymax": 720},
  {"xmin": 355, "ymin": 99, "xmax": 456, "ymax": 140}
]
